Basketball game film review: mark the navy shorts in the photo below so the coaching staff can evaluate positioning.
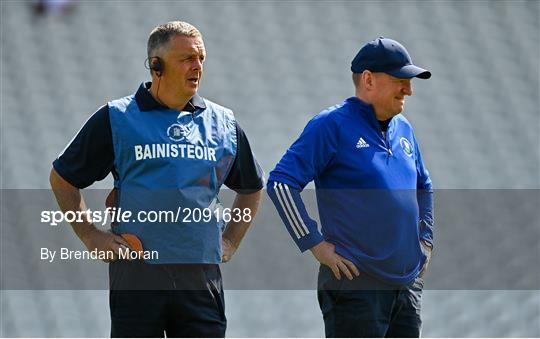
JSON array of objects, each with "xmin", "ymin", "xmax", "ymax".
[
  {"xmin": 317, "ymin": 265, "xmax": 423, "ymax": 338},
  {"xmin": 109, "ymin": 260, "xmax": 226, "ymax": 338}
]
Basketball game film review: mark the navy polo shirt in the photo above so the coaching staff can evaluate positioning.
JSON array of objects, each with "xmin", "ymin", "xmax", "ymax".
[{"xmin": 53, "ymin": 82, "xmax": 264, "ymax": 192}]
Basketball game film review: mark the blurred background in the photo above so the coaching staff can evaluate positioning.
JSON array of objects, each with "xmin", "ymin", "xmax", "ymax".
[{"xmin": 1, "ymin": 0, "xmax": 539, "ymax": 337}]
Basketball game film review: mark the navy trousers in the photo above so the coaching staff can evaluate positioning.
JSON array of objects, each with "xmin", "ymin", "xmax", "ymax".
[
  {"xmin": 109, "ymin": 260, "xmax": 226, "ymax": 338},
  {"xmin": 318, "ymin": 265, "xmax": 423, "ymax": 338}
]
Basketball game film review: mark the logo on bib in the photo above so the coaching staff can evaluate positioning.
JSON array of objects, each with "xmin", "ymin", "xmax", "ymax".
[
  {"xmin": 167, "ymin": 123, "xmax": 190, "ymax": 142},
  {"xmin": 400, "ymin": 137, "xmax": 413, "ymax": 157}
]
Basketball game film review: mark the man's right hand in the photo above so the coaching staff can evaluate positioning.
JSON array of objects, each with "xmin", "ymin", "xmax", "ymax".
[
  {"xmin": 310, "ymin": 241, "xmax": 360, "ymax": 280},
  {"xmin": 81, "ymin": 228, "xmax": 131, "ymax": 263}
]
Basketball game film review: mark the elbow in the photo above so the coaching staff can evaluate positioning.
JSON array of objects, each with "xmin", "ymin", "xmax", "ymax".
[
  {"xmin": 49, "ymin": 168, "xmax": 59, "ymax": 190},
  {"xmin": 242, "ymin": 188, "xmax": 263, "ymax": 200},
  {"xmin": 49, "ymin": 167, "xmax": 77, "ymax": 192},
  {"xmin": 235, "ymin": 187, "xmax": 264, "ymax": 196},
  {"xmin": 236, "ymin": 188, "xmax": 263, "ymax": 207}
]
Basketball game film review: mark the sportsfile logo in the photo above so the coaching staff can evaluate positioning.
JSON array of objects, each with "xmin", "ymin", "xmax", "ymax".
[{"xmin": 356, "ymin": 137, "xmax": 370, "ymax": 148}]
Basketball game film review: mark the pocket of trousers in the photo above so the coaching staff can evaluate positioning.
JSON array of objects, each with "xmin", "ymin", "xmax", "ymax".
[
  {"xmin": 203, "ymin": 266, "xmax": 226, "ymax": 321},
  {"xmin": 318, "ymin": 265, "xmax": 346, "ymax": 304}
]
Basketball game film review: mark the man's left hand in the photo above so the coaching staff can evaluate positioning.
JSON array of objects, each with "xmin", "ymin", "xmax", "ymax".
[
  {"xmin": 419, "ymin": 240, "xmax": 433, "ymax": 278},
  {"xmin": 221, "ymin": 237, "xmax": 237, "ymax": 263}
]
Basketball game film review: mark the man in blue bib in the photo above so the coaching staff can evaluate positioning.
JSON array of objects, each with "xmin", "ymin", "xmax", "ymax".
[
  {"xmin": 267, "ymin": 37, "xmax": 434, "ymax": 337},
  {"xmin": 50, "ymin": 21, "xmax": 264, "ymax": 337}
]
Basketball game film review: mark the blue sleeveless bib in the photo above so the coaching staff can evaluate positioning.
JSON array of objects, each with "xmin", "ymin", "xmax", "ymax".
[{"xmin": 108, "ymin": 94, "xmax": 237, "ymax": 263}]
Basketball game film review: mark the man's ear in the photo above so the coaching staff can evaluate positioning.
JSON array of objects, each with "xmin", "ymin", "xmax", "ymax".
[{"xmin": 363, "ymin": 70, "xmax": 374, "ymax": 90}]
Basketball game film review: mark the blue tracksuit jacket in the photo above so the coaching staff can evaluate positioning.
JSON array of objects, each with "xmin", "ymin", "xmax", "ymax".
[{"xmin": 267, "ymin": 96, "xmax": 434, "ymax": 285}]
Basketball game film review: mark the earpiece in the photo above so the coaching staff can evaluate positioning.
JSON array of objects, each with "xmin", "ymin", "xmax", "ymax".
[
  {"xmin": 149, "ymin": 56, "xmax": 163, "ymax": 77},
  {"xmin": 146, "ymin": 56, "xmax": 166, "ymax": 107}
]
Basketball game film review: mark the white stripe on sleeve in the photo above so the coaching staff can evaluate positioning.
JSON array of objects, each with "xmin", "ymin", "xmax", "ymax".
[
  {"xmin": 273, "ymin": 181, "xmax": 303, "ymax": 238},
  {"xmin": 282, "ymin": 183, "xmax": 310, "ymax": 236},
  {"xmin": 277, "ymin": 183, "xmax": 307, "ymax": 237}
]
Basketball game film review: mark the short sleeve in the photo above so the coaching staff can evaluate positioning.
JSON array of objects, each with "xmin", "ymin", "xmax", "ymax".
[
  {"xmin": 52, "ymin": 105, "xmax": 115, "ymax": 188},
  {"xmin": 224, "ymin": 122, "xmax": 265, "ymax": 194}
]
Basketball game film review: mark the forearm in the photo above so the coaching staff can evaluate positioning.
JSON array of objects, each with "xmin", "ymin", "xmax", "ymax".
[
  {"xmin": 417, "ymin": 188, "xmax": 434, "ymax": 246},
  {"xmin": 266, "ymin": 180, "xmax": 323, "ymax": 252},
  {"xmin": 222, "ymin": 189, "xmax": 262, "ymax": 248},
  {"xmin": 49, "ymin": 168, "xmax": 97, "ymax": 243}
]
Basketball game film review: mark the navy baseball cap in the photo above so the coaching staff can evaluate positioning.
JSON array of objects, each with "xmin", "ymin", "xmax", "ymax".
[{"xmin": 351, "ymin": 37, "xmax": 431, "ymax": 79}]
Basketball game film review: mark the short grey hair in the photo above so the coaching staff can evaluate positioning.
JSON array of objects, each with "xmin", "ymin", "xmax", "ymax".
[
  {"xmin": 352, "ymin": 72, "xmax": 361, "ymax": 87},
  {"xmin": 147, "ymin": 21, "xmax": 202, "ymax": 58}
]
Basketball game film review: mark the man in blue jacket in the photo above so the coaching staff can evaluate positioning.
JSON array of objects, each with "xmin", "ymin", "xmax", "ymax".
[{"xmin": 267, "ymin": 37, "xmax": 434, "ymax": 337}]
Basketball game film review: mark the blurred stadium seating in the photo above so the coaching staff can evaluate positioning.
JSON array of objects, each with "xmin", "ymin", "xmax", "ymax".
[{"xmin": 1, "ymin": 1, "xmax": 538, "ymax": 337}]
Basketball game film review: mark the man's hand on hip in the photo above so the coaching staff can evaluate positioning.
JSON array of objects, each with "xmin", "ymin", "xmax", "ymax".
[
  {"xmin": 419, "ymin": 240, "xmax": 433, "ymax": 278},
  {"xmin": 221, "ymin": 237, "xmax": 237, "ymax": 263},
  {"xmin": 310, "ymin": 241, "xmax": 360, "ymax": 280},
  {"xmin": 81, "ymin": 228, "xmax": 131, "ymax": 263},
  {"xmin": 220, "ymin": 190, "xmax": 262, "ymax": 263}
]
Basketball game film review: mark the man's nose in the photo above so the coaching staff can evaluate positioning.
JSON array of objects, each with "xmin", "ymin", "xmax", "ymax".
[
  {"xmin": 192, "ymin": 58, "xmax": 203, "ymax": 70},
  {"xmin": 402, "ymin": 82, "xmax": 413, "ymax": 96}
]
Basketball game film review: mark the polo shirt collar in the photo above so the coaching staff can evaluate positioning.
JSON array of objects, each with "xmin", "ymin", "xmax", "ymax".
[{"xmin": 135, "ymin": 82, "xmax": 206, "ymax": 112}]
